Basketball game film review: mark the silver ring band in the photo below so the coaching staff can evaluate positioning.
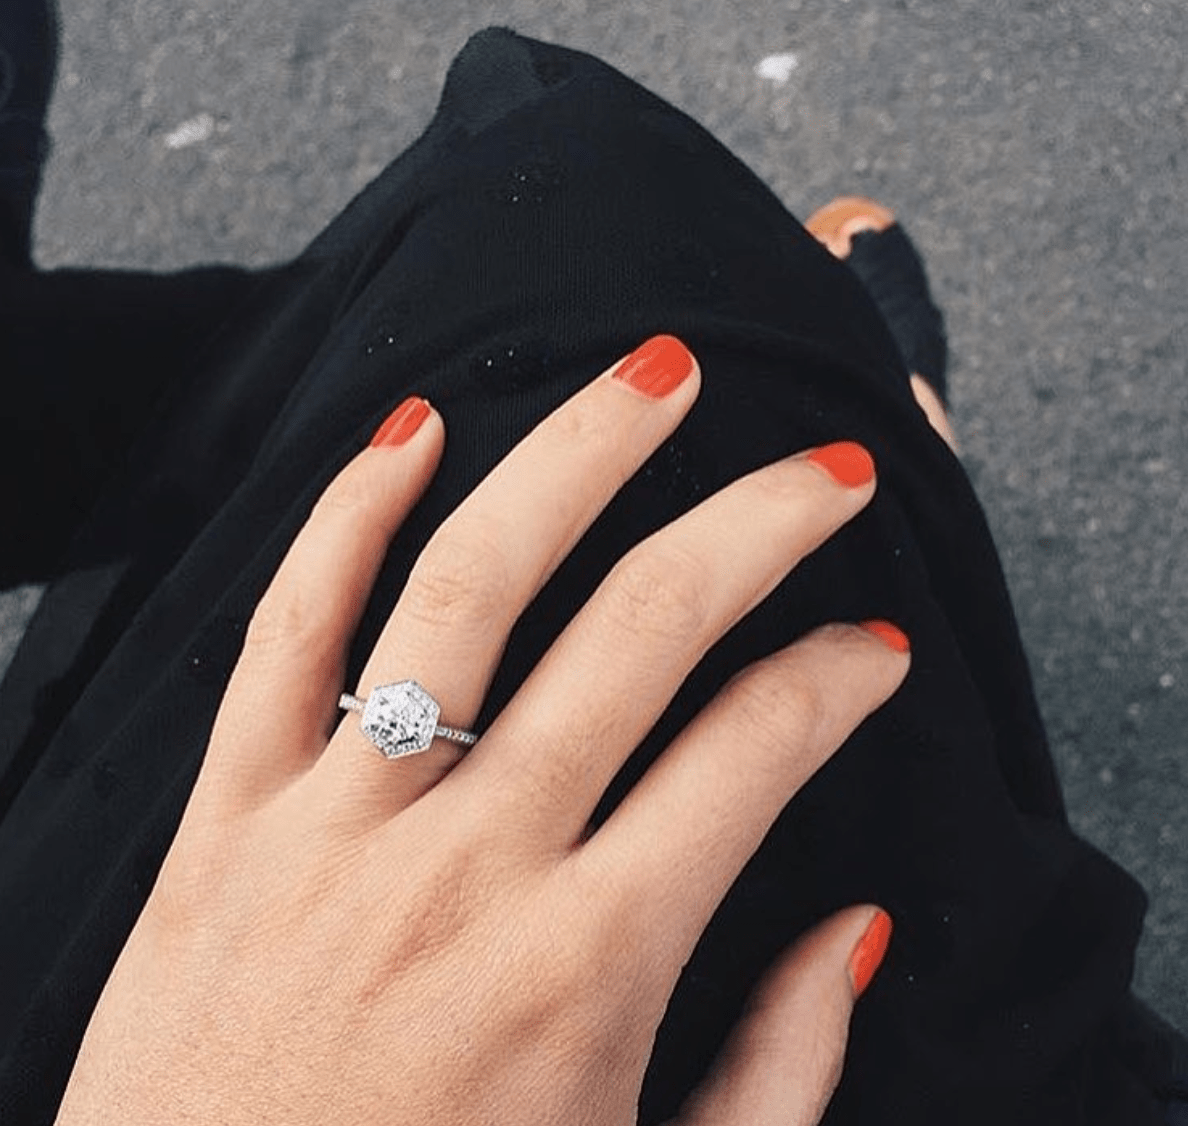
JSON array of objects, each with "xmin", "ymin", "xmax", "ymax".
[{"xmin": 338, "ymin": 679, "xmax": 478, "ymax": 759}]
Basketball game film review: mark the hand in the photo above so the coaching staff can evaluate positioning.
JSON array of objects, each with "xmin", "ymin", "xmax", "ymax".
[{"xmin": 55, "ymin": 336, "xmax": 908, "ymax": 1126}]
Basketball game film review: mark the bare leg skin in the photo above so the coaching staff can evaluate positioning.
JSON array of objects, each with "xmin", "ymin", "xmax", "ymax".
[{"xmin": 804, "ymin": 196, "xmax": 959, "ymax": 453}]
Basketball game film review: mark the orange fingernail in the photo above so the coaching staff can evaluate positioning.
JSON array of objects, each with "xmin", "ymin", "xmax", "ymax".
[
  {"xmin": 858, "ymin": 619, "xmax": 911, "ymax": 654},
  {"xmin": 849, "ymin": 909, "xmax": 893, "ymax": 999},
  {"xmin": 371, "ymin": 396, "xmax": 431, "ymax": 448},
  {"xmin": 806, "ymin": 441, "xmax": 876, "ymax": 487},
  {"xmin": 612, "ymin": 335, "xmax": 697, "ymax": 398}
]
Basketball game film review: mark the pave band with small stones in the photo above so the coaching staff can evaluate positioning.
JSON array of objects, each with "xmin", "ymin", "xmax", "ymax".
[{"xmin": 339, "ymin": 679, "xmax": 478, "ymax": 759}]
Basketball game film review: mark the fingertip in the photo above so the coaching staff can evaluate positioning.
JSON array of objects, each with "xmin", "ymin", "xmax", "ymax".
[
  {"xmin": 610, "ymin": 334, "xmax": 701, "ymax": 400},
  {"xmin": 857, "ymin": 619, "xmax": 910, "ymax": 655},
  {"xmin": 856, "ymin": 621, "xmax": 912, "ymax": 701},
  {"xmin": 848, "ymin": 907, "xmax": 893, "ymax": 1000},
  {"xmin": 370, "ymin": 395, "xmax": 437, "ymax": 449},
  {"xmin": 804, "ymin": 441, "xmax": 876, "ymax": 489}
]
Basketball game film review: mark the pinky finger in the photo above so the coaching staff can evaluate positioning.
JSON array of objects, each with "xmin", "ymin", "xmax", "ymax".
[
  {"xmin": 670, "ymin": 905, "xmax": 891, "ymax": 1126},
  {"xmin": 197, "ymin": 397, "xmax": 444, "ymax": 816}
]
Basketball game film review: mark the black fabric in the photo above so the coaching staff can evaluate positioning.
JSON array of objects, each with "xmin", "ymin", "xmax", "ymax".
[
  {"xmin": 1113, "ymin": 997, "xmax": 1188, "ymax": 1122},
  {"xmin": 847, "ymin": 224, "xmax": 949, "ymax": 401},
  {"xmin": 0, "ymin": 0, "xmax": 58, "ymax": 267},
  {"xmin": 0, "ymin": 27, "xmax": 1179, "ymax": 1125},
  {"xmin": 0, "ymin": 259, "xmax": 298, "ymax": 588}
]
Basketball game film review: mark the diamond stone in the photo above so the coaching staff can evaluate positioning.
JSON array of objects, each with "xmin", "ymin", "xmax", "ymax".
[{"xmin": 360, "ymin": 680, "xmax": 440, "ymax": 759}]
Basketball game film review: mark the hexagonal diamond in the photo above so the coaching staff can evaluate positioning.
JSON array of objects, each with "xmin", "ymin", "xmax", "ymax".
[{"xmin": 360, "ymin": 680, "xmax": 440, "ymax": 759}]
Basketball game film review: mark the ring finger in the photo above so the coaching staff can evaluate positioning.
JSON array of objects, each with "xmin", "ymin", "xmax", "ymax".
[{"xmin": 317, "ymin": 335, "xmax": 702, "ymax": 817}]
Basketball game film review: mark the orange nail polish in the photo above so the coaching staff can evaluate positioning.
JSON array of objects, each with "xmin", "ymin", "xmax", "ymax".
[
  {"xmin": 371, "ymin": 396, "xmax": 431, "ymax": 448},
  {"xmin": 858, "ymin": 619, "xmax": 911, "ymax": 654},
  {"xmin": 806, "ymin": 441, "xmax": 876, "ymax": 487},
  {"xmin": 849, "ymin": 909, "xmax": 893, "ymax": 999},
  {"xmin": 612, "ymin": 335, "xmax": 696, "ymax": 398}
]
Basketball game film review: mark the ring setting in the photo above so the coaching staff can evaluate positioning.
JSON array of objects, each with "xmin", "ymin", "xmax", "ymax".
[{"xmin": 338, "ymin": 679, "xmax": 478, "ymax": 759}]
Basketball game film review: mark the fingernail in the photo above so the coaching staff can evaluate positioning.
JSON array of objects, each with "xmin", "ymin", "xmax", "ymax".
[
  {"xmin": 371, "ymin": 396, "xmax": 431, "ymax": 448},
  {"xmin": 806, "ymin": 441, "xmax": 876, "ymax": 487},
  {"xmin": 612, "ymin": 335, "xmax": 697, "ymax": 398},
  {"xmin": 849, "ymin": 909, "xmax": 893, "ymax": 999},
  {"xmin": 858, "ymin": 619, "xmax": 911, "ymax": 654}
]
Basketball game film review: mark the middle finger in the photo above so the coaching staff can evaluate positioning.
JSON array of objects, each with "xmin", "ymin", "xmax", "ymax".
[{"xmin": 455, "ymin": 439, "xmax": 877, "ymax": 846}]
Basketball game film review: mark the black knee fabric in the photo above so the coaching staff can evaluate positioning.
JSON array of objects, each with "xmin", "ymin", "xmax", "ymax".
[
  {"xmin": 0, "ymin": 28, "xmax": 1172, "ymax": 1125},
  {"xmin": 0, "ymin": 260, "xmax": 297, "ymax": 587}
]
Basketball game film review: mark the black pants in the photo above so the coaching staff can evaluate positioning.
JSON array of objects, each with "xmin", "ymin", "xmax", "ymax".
[{"xmin": 1, "ymin": 28, "xmax": 1184, "ymax": 1125}]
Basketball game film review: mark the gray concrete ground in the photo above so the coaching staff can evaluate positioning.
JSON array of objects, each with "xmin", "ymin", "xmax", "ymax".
[{"xmin": 2, "ymin": 0, "xmax": 1186, "ymax": 1031}]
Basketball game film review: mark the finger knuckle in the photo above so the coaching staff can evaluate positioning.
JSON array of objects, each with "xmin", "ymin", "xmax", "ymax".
[
  {"xmin": 385, "ymin": 853, "xmax": 488, "ymax": 966},
  {"xmin": 245, "ymin": 585, "xmax": 325, "ymax": 655},
  {"xmin": 751, "ymin": 456, "xmax": 810, "ymax": 503},
  {"xmin": 401, "ymin": 533, "xmax": 511, "ymax": 631},
  {"xmin": 315, "ymin": 463, "xmax": 389, "ymax": 519},
  {"xmin": 508, "ymin": 715, "xmax": 617, "ymax": 819},
  {"xmin": 583, "ymin": 921, "xmax": 671, "ymax": 1036},
  {"xmin": 748, "ymin": 454, "xmax": 854, "ymax": 524},
  {"xmin": 541, "ymin": 391, "xmax": 614, "ymax": 450},
  {"xmin": 534, "ymin": 887, "xmax": 648, "ymax": 1024},
  {"xmin": 724, "ymin": 661, "xmax": 826, "ymax": 753},
  {"xmin": 601, "ymin": 547, "xmax": 711, "ymax": 645}
]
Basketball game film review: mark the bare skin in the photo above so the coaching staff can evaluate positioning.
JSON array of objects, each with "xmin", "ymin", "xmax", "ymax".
[
  {"xmin": 55, "ymin": 338, "xmax": 908, "ymax": 1126},
  {"xmin": 804, "ymin": 196, "xmax": 959, "ymax": 453}
]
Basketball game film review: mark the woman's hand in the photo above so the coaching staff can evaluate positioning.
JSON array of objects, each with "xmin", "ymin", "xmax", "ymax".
[{"xmin": 55, "ymin": 336, "xmax": 908, "ymax": 1126}]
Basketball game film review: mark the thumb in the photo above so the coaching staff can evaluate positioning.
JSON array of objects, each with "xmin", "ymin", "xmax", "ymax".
[{"xmin": 669, "ymin": 905, "xmax": 892, "ymax": 1126}]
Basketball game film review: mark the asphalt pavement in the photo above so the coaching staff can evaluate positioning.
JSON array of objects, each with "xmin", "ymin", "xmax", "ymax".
[{"xmin": 2, "ymin": 0, "xmax": 1186, "ymax": 1032}]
